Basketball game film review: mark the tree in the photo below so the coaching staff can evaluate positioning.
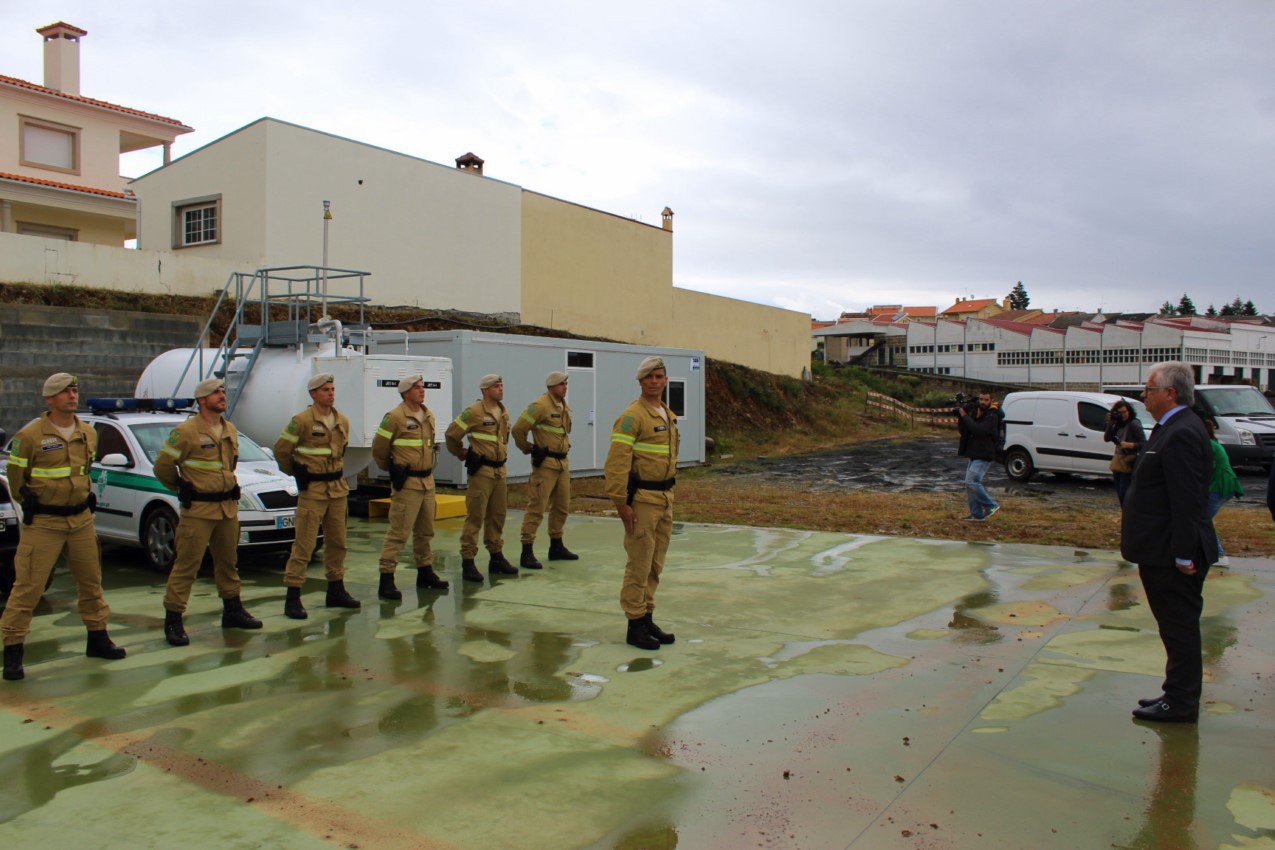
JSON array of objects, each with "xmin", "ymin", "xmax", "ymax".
[
  {"xmin": 1159, "ymin": 300, "xmax": 1179, "ymax": 317},
  {"xmin": 1205, "ymin": 304, "xmax": 1217, "ymax": 317},
  {"xmin": 1177, "ymin": 293, "xmax": 1196, "ymax": 316},
  {"xmin": 1243, "ymin": 300, "xmax": 1258, "ymax": 316},
  {"xmin": 1008, "ymin": 281, "xmax": 1030, "ymax": 310}
]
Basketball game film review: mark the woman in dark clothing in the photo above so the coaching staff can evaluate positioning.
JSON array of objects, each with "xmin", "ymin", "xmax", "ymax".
[{"xmin": 1105, "ymin": 398, "xmax": 1146, "ymax": 506}]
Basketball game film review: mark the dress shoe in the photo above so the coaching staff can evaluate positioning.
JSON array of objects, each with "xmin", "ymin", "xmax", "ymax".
[
  {"xmin": 1132, "ymin": 700, "xmax": 1198, "ymax": 723},
  {"xmin": 1137, "ymin": 694, "xmax": 1167, "ymax": 708}
]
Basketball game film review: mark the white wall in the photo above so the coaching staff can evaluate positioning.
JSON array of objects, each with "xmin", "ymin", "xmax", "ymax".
[
  {"xmin": 132, "ymin": 119, "xmax": 523, "ymax": 314},
  {"xmin": 0, "ymin": 230, "xmax": 254, "ymax": 296}
]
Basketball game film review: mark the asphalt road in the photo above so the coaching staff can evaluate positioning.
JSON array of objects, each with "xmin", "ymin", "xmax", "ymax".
[{"xmin": 717, "ymin": 435, "xmax": 1271, "ymax": 510}]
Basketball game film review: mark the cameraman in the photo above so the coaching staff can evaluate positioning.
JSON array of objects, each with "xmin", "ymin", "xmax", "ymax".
[{"xmin": 954, "ymin": 390, "xmax": 1003, "ymax": 521}]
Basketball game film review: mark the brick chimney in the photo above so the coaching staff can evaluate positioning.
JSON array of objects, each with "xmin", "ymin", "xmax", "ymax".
[
  {"xmin": 455, "ymin": 152, "xmax": 484, "ymax": 176},
  {"xmin": 37, "ymin": 22, "xmax": 86, "ymax": 95}
]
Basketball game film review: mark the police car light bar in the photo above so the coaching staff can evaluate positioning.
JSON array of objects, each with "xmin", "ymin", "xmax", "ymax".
[{"xmin": 87, "ymin": 398, "xmax": 195, "ymax": 413}]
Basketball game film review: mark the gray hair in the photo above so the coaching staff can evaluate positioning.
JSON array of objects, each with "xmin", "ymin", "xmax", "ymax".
[{"xmin": 1149, "ymin": 361, "xmax": 1195, "ymax": 406}]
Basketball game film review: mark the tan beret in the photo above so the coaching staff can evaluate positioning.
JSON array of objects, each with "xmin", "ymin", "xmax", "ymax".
[
  {"xmin": 194, "ymin": 377, "xmax": 225, "ymax": 399},
  {"xmin": 479, "ymin": 374, "xmax": 502, "ymax": 389},
  {"xmin": 635, "ymin": 356, "xmax": 665, "ymax": 380},
  {"xmin": 398, "ymin": 374, "xmax": 424, "ymax": 394},
  {"xmin": 42, "ymin": 373, "xmax": 77, "ymax": 397},
  {"xmin": 546, "ymin": 371, "xmax": 568, "ymax": 387},
  {"xmin": 308, "ymin": 373, "xmax": 335, "ymax": 391}
]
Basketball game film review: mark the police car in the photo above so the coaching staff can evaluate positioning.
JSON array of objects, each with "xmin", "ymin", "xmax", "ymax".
[
  {"xmin": 2, "ymin": 399, "xmax": 303, "ymax": 572},
  {"xmin": 0, "ymin": 466, "xmax": 22, "ymax": 599}
]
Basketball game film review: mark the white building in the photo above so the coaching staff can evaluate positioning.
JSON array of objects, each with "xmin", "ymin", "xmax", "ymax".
[{"xmin": 905, "ymin": 315, "xmax": 1275, "ymax": 390}]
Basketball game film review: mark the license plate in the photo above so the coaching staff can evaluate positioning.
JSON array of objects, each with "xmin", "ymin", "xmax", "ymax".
[{"xmin": 276, "ymin": 515, "xmax": 296, "ymax": 529}]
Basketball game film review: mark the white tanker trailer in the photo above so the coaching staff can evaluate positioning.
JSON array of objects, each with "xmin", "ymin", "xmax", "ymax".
[{"xmin": 136, "ymin": 338, "xmax": 452, "ymax": 479}]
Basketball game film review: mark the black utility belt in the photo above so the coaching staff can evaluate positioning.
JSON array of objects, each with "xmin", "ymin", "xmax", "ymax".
[
  {"xmin": 631, "ymin": 476, "xmax": 676, "ymax": 491},
  {"xmin": 30, "ymin": 498, "xmax": 94, "ymax": 517},
  {"xmin": 475, "ymin": 457, "xmax": 506, "ymax": 468},
  {"xmin": 540, "ymin": 449, "xmax": 568, "ymax": 460},
  {"xmin": 405, "ymin": 468, "xmax": 434, "ymax": 478},
  {"xmin": 188, "ymin": 487, "xmax": 241, "ymax": 503},
  {"xmin": 307, "ymin": 470, "xmax": 346, "ymax": 482}
]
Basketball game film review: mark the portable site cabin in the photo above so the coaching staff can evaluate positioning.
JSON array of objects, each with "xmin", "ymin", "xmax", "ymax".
[{"xmin": 367, "ymin": 330, "xmax": 706, "ymax": 486}]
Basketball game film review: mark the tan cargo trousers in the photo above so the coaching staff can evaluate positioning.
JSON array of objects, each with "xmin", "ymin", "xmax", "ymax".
[{"xmin": 2, "ymin": 518, "xmax": 110, "ymax": 645}]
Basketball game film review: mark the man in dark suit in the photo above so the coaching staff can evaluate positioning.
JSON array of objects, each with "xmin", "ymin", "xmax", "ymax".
[{"xmin": 1121, "ymin": 361, "xmax": 1218, "ymax": 723}]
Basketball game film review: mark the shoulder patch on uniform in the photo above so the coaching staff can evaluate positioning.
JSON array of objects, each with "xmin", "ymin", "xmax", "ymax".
[
  {"xmin": 9, "ymin": 437, "xmax": 19, "ymax": 454},
  {"xmin": 620, "ymin": 415, "xmax": 636, "ymax": 434},
  {"xmin": 459, "ymin": 409, "xmax": 471, "ymax": 422},
  {"xmin": 379, "ymin": 414, "xmax": 391, "ymax": 428},
  {"xmin": 286, "ymin": 419, "xmax": 300, "ymax": 434},
  {"xmin": 525, "ymin": 403, "xmax": 538, "ymax": 415},
  {"xmin": 167, "ymin": 429, "xmax": 181, "ymax": 445}
]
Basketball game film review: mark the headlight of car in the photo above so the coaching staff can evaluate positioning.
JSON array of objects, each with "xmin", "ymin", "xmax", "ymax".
[
  {"xmin": 238, "ymin": 494, "xmax": 259, "ymax": 511},
  {"xmin": 1238, "ymin": 429, "xmax": 1256, "ymax": 446}
]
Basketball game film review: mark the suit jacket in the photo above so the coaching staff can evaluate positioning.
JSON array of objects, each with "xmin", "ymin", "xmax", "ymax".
[{"xmin": 1120, "ymin": 407, "xmax": 1218, "ymax": 567}]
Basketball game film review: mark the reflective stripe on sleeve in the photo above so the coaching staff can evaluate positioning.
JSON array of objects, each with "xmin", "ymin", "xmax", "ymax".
[
  {"xmin": 296, "ymin": 446, "xmax": 333, "ymax": 456},
  {"xmin": 277, "ymin": 432, "xmax": 300, "ymax": 444},
  {"xmin": 611, "ymin": 434, "xmax": 635, "ymax": 446},
  {"xmin": 30, "ymin": 466, "xmax": 72, "ymax": 478},
  {"xmin": 7, "ymin": 455, "xmax": 30, "ymax": 468}
]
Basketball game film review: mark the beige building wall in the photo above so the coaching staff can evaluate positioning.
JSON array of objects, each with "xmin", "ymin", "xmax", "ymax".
[
  {"xmin": 1, "ymin": 89, "xmax": 133, "ymax": 190},
  {"xmin": 0, "ymin": 231, "xmax": 255, "ymax": 296},
  {"xmin": 671, "ymin": 289, "xmax": 810, "ymax": 377},
  {"xmin": 521, "ymin": 190, "xmax": 673, "ymax": 340},
  {"xmin": 131, "ymin": 119, "xmax": 523, "ymax": 313},
  {"xmin": 521, "ymin": 191, "xmax": 809, "ymax": 377}
]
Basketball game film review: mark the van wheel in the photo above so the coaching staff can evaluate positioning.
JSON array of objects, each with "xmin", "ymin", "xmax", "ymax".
[
  {"xmin": 1004, "ymin": 448, "xmax": 1035, "ymax": 482},
  {"xmin": 142, "ymin": 505, "xmax": 179, "ymax": 573}
]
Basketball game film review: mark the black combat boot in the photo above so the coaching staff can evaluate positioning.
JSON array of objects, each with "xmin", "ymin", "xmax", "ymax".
[
  {"xmin": 416, "ymin": 566, "xmax": 450, "ymax": 589},
  {"xmin": 284, "ymin": 586, "xmax": 308, "ymax": 620},
  {"xmin": 548, "ymin": 538, "xmax": 579, "ymax": 561},
  {"xmin": 461, "ymin": 559, "xmax": 485, "ymax": 583},
  {"xmin": 325, "ymin": 580, "xmax": 362, "ymax": 609},
  {"xmin": 221, "ymin": 596, "xmax": 263, "ymax": 630},
  {"xmin": 85, "ymin": 630, "xmax": 127, "ymax": 660},
  {"xmin": 378, "ymin": 572, "xmax": 403, "ymax": 600},
  {"xmin": 488, "ymin": 551, "xmax": 519, "ymax": 576},
  {"xmin": 2, "ymin": 644, "xmax": 24, "ymax": 681},
  {"xmin": 643, "ymin": 612, "xmax": 675, "ymax": 645},
  {"xmin": 164, "ymin": 609, "xmax": 190, "ymax": 646},
  {"xmin": 520, "ymin": 543, "xmax": 544, "ymax": 570},
  {"xmin": 625, "ymin": 616, "xmax": 660, "ymax": 651}
]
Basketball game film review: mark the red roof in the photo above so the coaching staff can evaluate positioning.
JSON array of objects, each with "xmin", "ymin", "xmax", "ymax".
[
  {"xmin": 0, "ymin": 74, "xmax": 190, "ymax": 129},
  {"xmin": 943, "ymin": 298, "xmax": 1000, "ymax": 314},
  {"xmin": 975, "ymin": 317, "xmax": 1056, "ymax": 337},
  {"xmin": 0, "ymin": 171, "xmax": 129, "ymax": 199}
]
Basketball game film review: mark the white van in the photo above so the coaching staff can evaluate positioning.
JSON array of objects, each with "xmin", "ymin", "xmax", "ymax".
[
  {"xmin": 1104, "ymin": 383, "xmax": 1275, "ymax": 469},
  {"xmin": 1000, "ymin": 391, "xmax": 1156, "ymax": 482}
]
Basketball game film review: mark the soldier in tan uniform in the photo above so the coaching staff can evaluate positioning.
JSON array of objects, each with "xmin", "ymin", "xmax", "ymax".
[
  {"xmin": 604, "ymin": 356, "xmax": 679, "ymax": 651},
  {"xmin": 445, "ymin": 374, "xmax": 516, "ymax": 583},
  {"xmin": 153, "ymin": 378, "xmax": 262, "ymax": 646},
  {"xmin": 3, "ymin": 373, "xmax": 125, "ymax": 682},
  {"xmin": 273, "ymin": 373, "xmax": 360, "ymax": 619},
  {"xmin": 512, "ymin": 371, "xmax": 578, "ymax": 570},
  {"xmin": 372, "ymin": 374, "xmax": 449, "ymax": 598}
]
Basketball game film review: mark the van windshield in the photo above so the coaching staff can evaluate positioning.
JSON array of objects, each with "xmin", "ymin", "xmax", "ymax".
[{"xmin": 1195, "ymin": 387, "xmax": 1275, "ymax": 417}]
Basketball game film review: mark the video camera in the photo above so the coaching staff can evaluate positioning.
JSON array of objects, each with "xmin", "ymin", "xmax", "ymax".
[{"xmin": 952, "ymin": 391, "xmax": 979, "ymax": 415}]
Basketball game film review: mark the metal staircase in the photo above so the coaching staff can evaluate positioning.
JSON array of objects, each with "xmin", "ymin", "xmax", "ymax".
[{"xmin": 169, "ymin": 266, "xmax": 372, "ymax": 417}]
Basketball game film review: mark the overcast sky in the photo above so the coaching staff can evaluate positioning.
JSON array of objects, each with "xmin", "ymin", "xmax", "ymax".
[{"xmin": 5, "ymin": 2, "xmax": 1273, "ymax": 319}]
